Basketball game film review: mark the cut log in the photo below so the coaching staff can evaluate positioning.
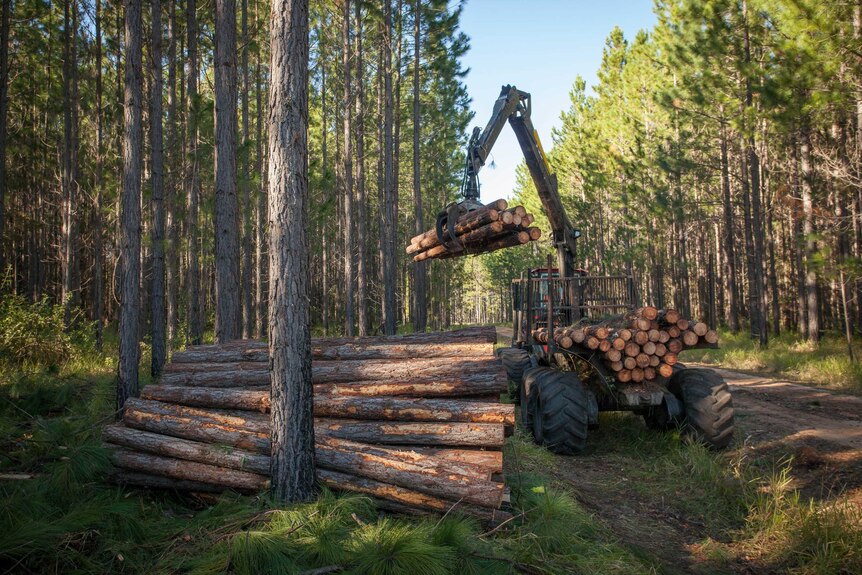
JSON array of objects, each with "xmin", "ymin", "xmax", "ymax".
[
  {"xmin": 317, "ymin": 419, "xmax": 506, "ymax": 447},
  {"xmin": 109, "ymin": 447, "xmax": 269, "ymax": 491},
  {"xmin": 408, "ymin": 204, "xmax": 502, "ymax": 248},
  {"xmin": 682, "ymin": 330, "xmax": 699, "ymax": 346},
  {"xmin": 659, "ymin": 309, "xmax": 680, "ymax": 325},
  {"xmin": 313, "ymin": 374, "xmax": 507, "ymax": 398},
  {"xmin": 641, "ymin": 341, "xmax": 657, "ymax": 356},
  {"xmin": 631, "ymin": 368, "xmax": 645, "ymax": 383},
  {"xmin": 140, "ymin": 386, "xmax": 515, "ymax": 424},
  {"xmin": 161, "ymin": 356, "xmax": 502, "ymax": 387},
  {"xmin": 634, "ymin": 306, "xmax": 658, "ymax": 321},
  {"xmin": 667, "ymin": 339, "xmax": 683, "ymax": 354},
  {"xmin": 316, "ymin": 469, "xmax": 505, "ymax": 521},
  {"xmin": 692, "ymin": 322, "xmax": 709, "ymax": 337},
  {"xmin": 648, "ymin": 329, "xmax": 661, "ymax": 343},
  {"xmin": 617, "ymin": 370, "xmax": 632, "ymax": 383},
  {"xmin": 624, "ymin": 342, "xmax": 640, "ymax": 358},
  {"xmin": 654, "ymin": 343, "xmax": 667, "ymax": 357},
  {"xmin": 598, "ymin": 339, "xmax": 612, "ymax": 353},
  {"xmin": 623, "ymin": 357, "xmax": 637, "ymax": 370},
  {"xmin": 663, "ymin": 353, "xmax": 679, "ymax": 366},
  {"xmin": 635, "ymin": 353, "xmax": 651, "ymax": 369},
  {"xmin": 604, "ymin": 349, "xmax": 622, "ymax": 363},
  {"xmin": 703, "ymin": 330, "xmax": 719, "ymax": 344},
  {"xmin": 104, "ymin": 424, "xmax": 270, "ymax": 474},
  {"xmin": 633, "ymin": 330, "xmax": 649, "ymax": 345},
  {"xmin": 658, "ymin": 363, "xmax": 674, "ymax": 378},
  {"xmin": 611, "ymin": 337, "xmax": 626, "ymax": 351}
]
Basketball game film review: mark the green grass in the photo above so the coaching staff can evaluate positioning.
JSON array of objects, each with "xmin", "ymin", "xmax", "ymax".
[{"xmin": 683, "ymin": 329, "xmax": 862, "ymax": 393}]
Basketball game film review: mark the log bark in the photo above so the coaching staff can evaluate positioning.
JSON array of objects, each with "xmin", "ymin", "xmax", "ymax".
[
  {"xmin": 161, "ymin": 356, "xmax": 502, "ymax": 386},
  {"xmin": 140, "ymin": 385, "xmax": 514, "ymax": 423},
  {"xmin": 109, "ymin": 447, "xmax": 269, "ymax": 491}
]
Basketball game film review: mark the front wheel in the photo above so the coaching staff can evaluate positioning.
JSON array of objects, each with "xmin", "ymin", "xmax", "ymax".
[
  {"xmin": 531, "ymin": 369, "xmax": 589, "ymax": 455},
  {"xmin": 668, "ymin": 368, "xmax": 734, "ymax": 449}
]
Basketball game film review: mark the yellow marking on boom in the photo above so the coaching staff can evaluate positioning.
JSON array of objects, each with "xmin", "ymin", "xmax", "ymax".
[{"xmin": 533, "ymin": 129, "xmax": 554, "ymax": 175}]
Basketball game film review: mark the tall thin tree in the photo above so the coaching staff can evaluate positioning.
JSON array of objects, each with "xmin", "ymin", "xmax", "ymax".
[
  {"xmin": 268, "ymin": 0, "xmax": 315, "ymax": 502},
  {"xmin": 381, "ymin": 0, "xmax": 396, "ymax": 335},
  {"xmin": 118, "ymin": 0, "xmax": 143, "ymax": 411},
  {"xmin": 0, "ymin": 0, "xmax": 10, "ymax": 274},
  {"xmin": 412, "ymin": 0, "xmax": 426, "ymax": 332},
  {"xmin": 151, "ymin": 0, "xmax": 166, "ymax": 376},
  {"xmin": 341, "ymin": 0, "xmax": 355, "ymax": 336},
  {"xmin": 214, "ymin": 0, "xmax": 240, "ymax": 342},
  {"xmin": 186, "ymin": 0, "xmax": 202, "ymax": 345}
]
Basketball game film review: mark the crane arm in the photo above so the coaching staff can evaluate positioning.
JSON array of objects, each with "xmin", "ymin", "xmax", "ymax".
[{"xmin": 462, "ymin": 85, "xmax": 580, "ymax": 278}]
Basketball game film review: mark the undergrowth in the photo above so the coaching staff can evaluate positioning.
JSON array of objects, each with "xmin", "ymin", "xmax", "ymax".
[{"xmin": 685, "ymin": 329, "xmax": 862, "ymax": 393}]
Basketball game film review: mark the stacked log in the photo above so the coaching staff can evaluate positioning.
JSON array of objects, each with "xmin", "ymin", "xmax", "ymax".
[
  {"xmin": 531, "ymin": 307, "xmax": 718, "ymax": 383},
  {"xmin": 105, "ymin": 328, "xmax": 512, "ymax": 523},
  {"xmin": 406, "ymin": 199, "xmax": 541, "ymax": 262}
]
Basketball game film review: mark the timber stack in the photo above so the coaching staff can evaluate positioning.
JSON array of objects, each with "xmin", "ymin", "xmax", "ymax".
[
  {"xmin": 531, "ymin": 307, "xmax": 718, "ymax": 383},
  {"xmin": 406, "ymin": 199, "xmax": 541, "ymax": 262},
  {"xmin": 104, "ymin": 327, "xmax": 513, "ymax": 523}
]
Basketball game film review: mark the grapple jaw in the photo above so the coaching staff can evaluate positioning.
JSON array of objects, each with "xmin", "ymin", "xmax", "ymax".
[{"xmin": 434, "ymin": 198, "xmax": 485, "ymax": 255}]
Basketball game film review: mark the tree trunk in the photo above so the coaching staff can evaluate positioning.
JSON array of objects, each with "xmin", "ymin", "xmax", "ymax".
[
  {"xmin": 381, "ymin": 0, "xmax": 397, "ymax": 335},
  {"xmin": 241, "ymin": 0, "xmax": 254, "ymax": 339},
  {"xmin": 800, "ymin": 126, "xmax": 820, "ymax": 342},
  {"xmin": 93, "ymin": 0, "xmax": 104, "ymax": 350},
  {"xmin": 0, "ymin": 0, "xmax": 9, "ymax": 275},
  {"xmin": 118, "ymin": 0, "xmax": 144, "ymax": 411},
  {"xmin": 185, "ymin": 0, "xmax": 202, "ymax": 345},
  {"xmin": 62, "ymin": 0, "xmax": 80, "ymax": 326},
  {"xmin": 214, "ymin": 0, "xmax": 240, "ymax": 343},
  {"xmin": 150, "ymin": 0, "xmax": 166, "ymax": 377},
  {"xmin": 412, "ymin": 0, "xmax": 426, "ymax": 332},
  {"xmin": 165, "ymin": 0, "xmax": 179, "ymax": 349},
  {"xmin": 341, "ymin": 0, "xmax": 355, "ymax": 336},
  {"xmin": 719, "ymin": 113, "xmax": 739, "ymax": 332},
  {"xmin": 354, "ymin": 0, "xmax": 368, "ymax": 336},
  {"xmin": 255, "ymin": 42, "xmax": 268, "ymax": 338},
  {"xmin": 268, "ymin": 0, "xmax": 316, "ymax": 503}
]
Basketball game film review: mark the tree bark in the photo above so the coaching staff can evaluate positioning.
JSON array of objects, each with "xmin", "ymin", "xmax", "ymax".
[
  {"xmin": 354, "ymin": 0, "xmax": 368, "ymax": 336},
  {"xmin": 118, "ymin": 0, "xmax": 144, "ymax": 411},
  {"xmin": 268, "ymin": 0, "xmax": 316, "ymax": 503},
  {"xmin": 241, "ymin": 0, "xmax": 254, "ymax": 339},
  {"xmin": 185, "ymin": 0, "xmax": 202, "ymax": 345},
  {"xmin": 800, "ymin": 126, "xmax": 820, "ymax": 342},
  {"xmin": 214, "ymin": 0, "xmax": 241, "ymax": 343},
  {"xmin": 93, "ymin": 0, "xmax": 104, "ymax": 350},
  {"xmin": 719, "ymin": 112, "xmax": 738, "ymax": 332},
  {"xmin": 412, "ymin": 0, "xmax": 426, "ymax": 332},
  {"xmin": 341, "ymin": 0, "xmax": 355, "ymax": 336},
  {"xmin": 0, "ymin": 0, "xmax": 10, "ymax": 275},
  {"xmin": 381, "ymin": 0, "xmax": 397, "ymax": 335},
  {"xmin": 150, "ymin": 0, "xmax": 166, "ymax": 377},
  {"xmin": 62, "ymin": 0, "xmax": 80, "ymax": 326}
]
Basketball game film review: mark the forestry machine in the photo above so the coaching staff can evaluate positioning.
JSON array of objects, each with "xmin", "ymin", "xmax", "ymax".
[{"xmin": 449, "ymin": 85, "xmax": 735, "ymax": 454}]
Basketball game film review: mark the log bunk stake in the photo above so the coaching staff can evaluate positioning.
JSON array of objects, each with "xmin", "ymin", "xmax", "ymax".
[
  {"xmin": 105, "ymin": 327, "xmax": 512, "ymax": 523},
  {"xmin": 532, "ymin": 307, "xmax": 718, "ymax": 383},
  {"xmin": 406, "ymin": 199, "xmax": 541, "ymax": 262}
]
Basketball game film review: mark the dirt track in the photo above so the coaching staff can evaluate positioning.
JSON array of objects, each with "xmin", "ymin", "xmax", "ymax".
[{"xmin": 497, "ymin": 327, "xmax": 862, "ymax": 572}]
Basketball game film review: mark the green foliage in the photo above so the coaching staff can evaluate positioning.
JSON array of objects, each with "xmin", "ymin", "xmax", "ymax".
[
  {"xmin": 685, "ymin": 329, "xmax": 862, "ymax": 393},
  {"xmin": 0, "ymin": 293, "xmax": 93, "ymax": 369},
  {"xmin": 349, "ymin": 518, "xmax": 454, "ymax": 575}
]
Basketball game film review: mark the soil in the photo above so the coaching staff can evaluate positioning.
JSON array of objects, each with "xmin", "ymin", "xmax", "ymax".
[{"xmin": 497, "ymin": 327, "xmax": 862, "ymax": 574}]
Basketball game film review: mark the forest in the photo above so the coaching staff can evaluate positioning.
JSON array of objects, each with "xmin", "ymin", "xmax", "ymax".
[{"xmin": 1, "ymin": 0, "xmax": 862, "ymax": 573}]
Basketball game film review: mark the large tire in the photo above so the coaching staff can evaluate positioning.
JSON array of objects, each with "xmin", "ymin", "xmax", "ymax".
[
  {"xmin": 519, "ymin": 366, "xmax": 547, "ymax": 431},
  {"xmin": 499, "ymin": 348, "xmax": 532, "ymax": 404},
  {"xmin": 668, "ymin": 368, "xmax": 734, "ymax": 449},
  {"xmin": 531, "ymin": 369, "xmax": 589, "ymax": 455},
  {"xmin": 643, "ymin": 363, "xmax": 686, "ymax": 430}
]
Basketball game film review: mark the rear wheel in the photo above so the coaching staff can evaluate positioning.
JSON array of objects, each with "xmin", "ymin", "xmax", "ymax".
[
  {"xmin": 499, "ymin": 348, "xmax": 532, "ymax": 403},
  {"xmin": 519, "ymin": 366, "xmax": 547, "ymax": 431},
  {"xmin": 531, "ymin": 369, "xmax": 589, "ymax": 455},
  {"xmin": 668, "ymin": 368, "xmax": 734, "ymax": 449}
]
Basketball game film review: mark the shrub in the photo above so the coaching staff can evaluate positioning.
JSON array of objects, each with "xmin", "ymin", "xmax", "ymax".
[{"xmin": 0, "ymin": 293, "xmax": 93, "ymax": 369}]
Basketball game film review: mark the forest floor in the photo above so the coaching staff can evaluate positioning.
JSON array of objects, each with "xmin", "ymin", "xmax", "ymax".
[{"xmin": 498, "ymin": 326, "xmax": 862, "ymax": 574}]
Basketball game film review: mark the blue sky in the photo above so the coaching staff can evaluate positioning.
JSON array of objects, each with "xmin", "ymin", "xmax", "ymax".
[{"xmin": 458, "ymin": 0, "xmax": 657, "ymax": 202}]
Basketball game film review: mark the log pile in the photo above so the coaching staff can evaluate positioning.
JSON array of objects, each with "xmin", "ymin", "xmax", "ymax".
[
  {"xmin": 531, "ymin": 307, "xmax": 718, "ymax": 383},
  {"xmin": 406, "ymin": 199, "xmax": 541, "ymax": 262},
  {"xmin": 105, "ymin": 327, "xmax": 512, "ymax": 523}
]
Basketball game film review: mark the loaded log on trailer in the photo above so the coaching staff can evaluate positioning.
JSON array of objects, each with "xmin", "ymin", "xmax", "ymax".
[{"xmin": 105, "ymin": 327, "xmax": 513, "ymax": 523}]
